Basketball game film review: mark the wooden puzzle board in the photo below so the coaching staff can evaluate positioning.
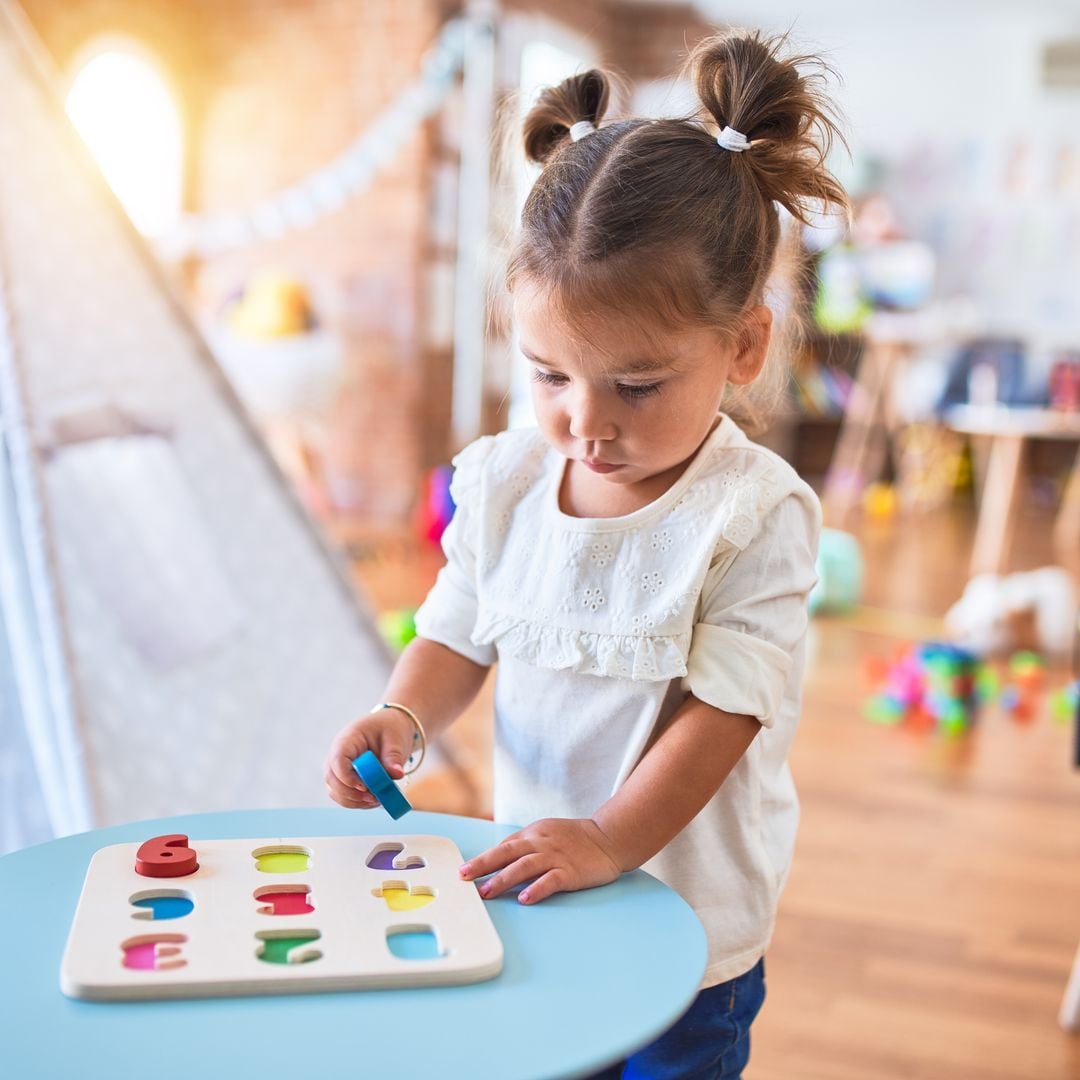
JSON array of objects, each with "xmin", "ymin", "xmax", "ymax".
[{"xmin": 60, "ymin": 834, "xmax": 503, "ymax": 1001}]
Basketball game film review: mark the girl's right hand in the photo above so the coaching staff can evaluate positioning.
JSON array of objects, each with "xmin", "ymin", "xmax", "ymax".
[{"xmin": 323, "ymin": 708, "xmax": 415, "ymax": 809}]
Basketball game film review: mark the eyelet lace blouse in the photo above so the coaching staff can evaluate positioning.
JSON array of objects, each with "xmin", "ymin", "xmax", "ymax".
[{"xmin": 414, "ymin": 414, "xmax": 821, "ymax": 986}]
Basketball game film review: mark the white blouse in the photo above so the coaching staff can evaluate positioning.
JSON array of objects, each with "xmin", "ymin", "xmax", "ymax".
[{"xmin": 413, "ymin": 415, "xmax": 820, "ymax": 986}]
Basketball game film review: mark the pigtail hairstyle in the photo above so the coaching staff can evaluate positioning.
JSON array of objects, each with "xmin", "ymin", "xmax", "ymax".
[
  {"xmin": 523, "ymin": 69, "xmax": 611, "ymax": 165},
  {"xmin": 691, "ymin": 30, "xmax": 849, "ymax": 227},
  {"xmin": 508, "ymin": 29, "xmax": 851, "ymax": 427}
]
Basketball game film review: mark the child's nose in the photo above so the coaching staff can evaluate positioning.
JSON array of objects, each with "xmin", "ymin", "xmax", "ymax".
[{"xmin": 567, "ymin": 388, "xmax": 616, "ymax": 442}]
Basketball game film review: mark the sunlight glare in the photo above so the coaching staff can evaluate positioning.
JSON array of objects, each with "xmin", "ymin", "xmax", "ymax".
[{"xmin": 65, "ymin": 50, "xmax": 182, "ymax": 237}]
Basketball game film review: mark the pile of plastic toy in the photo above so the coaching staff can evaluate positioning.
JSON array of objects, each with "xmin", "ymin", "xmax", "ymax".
[{"xmin": 864, "ymin": 642, "xmax": 1078, "ymax": 735}]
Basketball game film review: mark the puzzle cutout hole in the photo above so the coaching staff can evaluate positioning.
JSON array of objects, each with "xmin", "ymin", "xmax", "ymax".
[
  {"xmin": 255, "ymin": 930, "xmax": 322, "ymax": 965},
  {"xmin": 252, "ymin": 845, "xmax": 312, "ymax": 873},
  {"xmin": 386, "ymin": 924, "xmax": 444, "ymax": 961},
  {"xmin": 365, "ymin": 842, "xmax": 426, "ymax": 871},
  {"xmin": 121, "ymin": 934, "xmax": 188, "ymax": 971},
  {"xmin": 254, "ymin": 885, "xmax": 316, "ymax": 916},
  {"xmin": 129, "ymin": 889, "xmax": 194, "ymax": 921},
  {"xmin": 372, "ymin": 880, "xmax": 437, "ymax": 912}
]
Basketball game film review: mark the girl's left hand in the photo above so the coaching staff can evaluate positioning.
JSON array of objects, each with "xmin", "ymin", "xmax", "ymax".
[{"xmin": 458, "ymin": 818, "xmax": 624, "ymax": 905}]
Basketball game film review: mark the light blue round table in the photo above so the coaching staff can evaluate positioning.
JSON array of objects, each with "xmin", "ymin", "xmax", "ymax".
[{"xmin": 1, "ymin": 808, "xmax": 707, "ymax": 1080}]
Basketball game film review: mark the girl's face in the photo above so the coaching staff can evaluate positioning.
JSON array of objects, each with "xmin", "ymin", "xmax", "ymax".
[{"xmin": 513, "ymin": 283, "xmax": 772, "ymax": 492}]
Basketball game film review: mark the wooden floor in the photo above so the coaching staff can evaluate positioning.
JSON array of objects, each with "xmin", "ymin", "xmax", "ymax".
[{"xmin": 338, "ymin": 498, "xmax": 1080, "ymax": 1079}]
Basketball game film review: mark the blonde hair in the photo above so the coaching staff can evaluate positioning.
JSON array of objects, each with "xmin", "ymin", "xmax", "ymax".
[{"xmin": 506, "ymin": 29, "xmax": 851, "ymax": 429}]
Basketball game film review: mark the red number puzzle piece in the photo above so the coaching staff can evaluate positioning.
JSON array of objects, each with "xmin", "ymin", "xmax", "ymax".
[{"xmin": 135, "ymin": 834, "xmax": 199, "ymax": 878}]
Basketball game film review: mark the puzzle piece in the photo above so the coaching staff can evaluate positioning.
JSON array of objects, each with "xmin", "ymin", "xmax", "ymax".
[
  {"xmin": 130, "ymin": 891, "xmax": 194, "ymax": 920},
  {"xmin": 372, "ymin": 883, "xmax": 435, "ymax": 912},
  {"xmin": 386, "ymin": 926, "xmax": 443, "ymax": 961},
  {"xmin": 255, "ymin": 887, "xmax": 315, "ymax": 916},
  {"xmin": 134, "ymin": 834, "xmax": 198, "ymax": 878},
  {"xmin": 255, "ymin": 931, "xmax": 322, "ymax": 965},
  {"xmin": 121, "ymin": 934, "xmax": 188, "ymax": 971},
  {"xmin": 351, "ymin": 751, "xmax": 412, "ymax": 819},
  {"xmin": 253, "ymin": 847, "xmax": 311, "ymax": 873},
  {"xmin": 366, "ymin": 842, "xmax": 426, "ymax": 871}
]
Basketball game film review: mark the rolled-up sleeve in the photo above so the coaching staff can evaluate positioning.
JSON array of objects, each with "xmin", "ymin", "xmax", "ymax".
[
  {"xmin": 412, "ymin": 438, "xmax": 498, "ymax": 667},
  {"xmin": 685, "ymin": 489, "xmax": 820, "ymax": 727}
]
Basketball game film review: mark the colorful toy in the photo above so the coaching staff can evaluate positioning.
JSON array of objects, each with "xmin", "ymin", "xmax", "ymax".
[
  {"xmin": 997, "ymin": 651, "xmax": 1049, "ymax": 722},
  {"xmin": 864, "ymin": 641, "xmax": 985, "ymax": 736},
  {"xmin": 1050, "ymin": 682, "xmax": 1080, "ymax": 725},
  {"xmin": 61, "ymin": 833, "xmax": 502, "ymax": 1000},
  {"xmin": 377, "ymin": 607, "xmax": 417, "ymax": 652},
  {"xmin": 809, "ymin": 528, "xmax": 863, "ymax": 615},
  {"xmin": 352, "ymin": 751, "xmax": 413, "ymax": 820},
  {"xmin": 225, "ymin": 269, "xmax": 314, "ymax": 339},
  {"xmin": 135, "ymin": 833, "xmax": 199, "ymax": 878},
  {"xmin": 866, "ymin": 640, "xmax": 1076, "ymax": 734},
  {"xmin": 414, "ymin": 464, "xmax": 455, "ymax": 545},
  {"xmin": 1008, "ymin": 650, "xmax": 1046, "ymax": 689},
  {"xmin": 862, "ymin": 481, "xmax": 897, "ymax": 520}
]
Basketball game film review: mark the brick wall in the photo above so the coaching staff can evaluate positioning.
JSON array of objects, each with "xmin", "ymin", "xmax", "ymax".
[
  {"xmin": 187, "ymin": 0, "xmax": 443, "ymax": 516},
  {"xmin": 19, "ymin": 0, "xmax": 713, "ymax": 521},
  {"xmin": 504, "ymin": 0, "xmax": 709, "ymax": 77}
]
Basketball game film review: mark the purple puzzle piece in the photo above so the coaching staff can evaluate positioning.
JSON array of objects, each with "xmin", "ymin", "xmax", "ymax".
[{"xmin": 365, "ymin": 844, "xmax": 426, "ymax": 871}]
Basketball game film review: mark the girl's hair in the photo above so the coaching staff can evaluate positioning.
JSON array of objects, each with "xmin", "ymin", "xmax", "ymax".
[{"xmin": 507, "ymin": 29, "xmax": 851, "ymax": 427}]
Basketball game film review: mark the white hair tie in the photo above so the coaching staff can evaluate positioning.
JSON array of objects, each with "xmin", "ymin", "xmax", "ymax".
[
  {"xmin": 717, "ymin": 126, "xmax": 751, "ymax": 152},
  {"xmin": 569, "ymin": 120, "xmax": 597, "ymax": 142}
]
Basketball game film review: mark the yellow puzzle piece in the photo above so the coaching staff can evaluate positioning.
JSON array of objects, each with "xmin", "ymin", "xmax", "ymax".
[{"xmin": 379, "ymin": 887, "xmax": 435, "ymax": 912}]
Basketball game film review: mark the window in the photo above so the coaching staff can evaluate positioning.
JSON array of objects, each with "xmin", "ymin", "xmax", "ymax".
[{"xmin": 65, "ymin": 45, "xmax": 182, "ymax": 237}]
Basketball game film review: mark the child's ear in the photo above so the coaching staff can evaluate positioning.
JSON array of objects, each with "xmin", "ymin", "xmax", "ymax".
[{"xmin": 727, "ymin": 306, "xmax": 773, "ymax": 386}]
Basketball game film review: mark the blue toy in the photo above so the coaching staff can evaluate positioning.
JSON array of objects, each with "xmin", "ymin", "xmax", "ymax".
[
  {"xmin": 351, "ymin": 750, "xmax": 412, "ymax": 820},
  {"xmin": 809, "ymin": 528, "xmax": 863, "ymax": 615}
]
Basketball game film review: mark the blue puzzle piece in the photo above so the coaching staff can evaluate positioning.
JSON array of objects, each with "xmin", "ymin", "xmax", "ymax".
[
  {"xmin": 351, "ymin": 751, "xmax": 412, "ymax": 820},
  {"xmin": 131, "ymin": 895, "xmax": 194, "ymax": 920},
  {"xmin": 386, "ymin": 928, "xmax": 442, "ymax": 960}
]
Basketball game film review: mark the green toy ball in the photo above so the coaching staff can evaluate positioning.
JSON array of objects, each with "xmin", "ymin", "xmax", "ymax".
[
  {"xmin": 1050, "ymin": 683, "xmax": 1079, "ymax": 725},
  {"xmin": 377, "ymin": 608, "xmax": 417, "ymax": 652}
]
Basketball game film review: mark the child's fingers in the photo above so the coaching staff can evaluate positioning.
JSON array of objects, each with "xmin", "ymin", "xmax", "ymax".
[
  {"xmin": 377, "ymin": 739, "xmax": 410, "ymax": 777},
  {"xmin": 326, "ymin": 780, "xmax": 372, "ymax": 809},
  {"xmin": 327, "ymin": 785, "xmax": 371, "ymax": 810},
  {"xmin": 327, "ymin": 752, "xmax": 366, "ymax": 793},
  {"xmin": 458, "ymin": 836, "xmax": 528, "ymax": 882},
  {"xmin": 476, "ymin": 852, "xmax": 548, "ymax": 900},
  {"xmin": 325, "ymin": 768, "xmax": 376, "ymax": 808},
  {"xmin": 372, "ymin": 723, "xmax": 414, "ymax": 777},
  {"xmin": 517, "ymin": 868, "xmax": 568, "ymax": 905}
]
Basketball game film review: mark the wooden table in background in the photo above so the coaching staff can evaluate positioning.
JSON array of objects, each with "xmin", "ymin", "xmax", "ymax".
[{"xmin": 945, "ymin": 405, "xmax": 1080, "ymax": 576}]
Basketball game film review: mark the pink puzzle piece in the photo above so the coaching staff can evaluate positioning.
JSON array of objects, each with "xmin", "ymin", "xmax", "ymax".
[
  {"xmin": 121, "ymin": 935, "xmax": 187, "ymax": 971},
  {"xmin": 122, "ymin": 942, "xmax": 158, "ymax": 971}
]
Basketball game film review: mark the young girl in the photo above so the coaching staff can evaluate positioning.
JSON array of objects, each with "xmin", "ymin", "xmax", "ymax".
[{"xmin": 325, "ymin": 28, "xmax": 848, "ymax": 1079}]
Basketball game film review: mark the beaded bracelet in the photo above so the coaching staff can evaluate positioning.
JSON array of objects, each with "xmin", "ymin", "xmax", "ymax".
[{"xmin": 369, "ymin": 701, "xmax": 427, "ymax": 776}]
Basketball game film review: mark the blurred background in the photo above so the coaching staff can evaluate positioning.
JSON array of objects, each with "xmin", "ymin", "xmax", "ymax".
[{"xmin": 0, "ymin": 0, "xmax": 1078, "ymax": 1075}]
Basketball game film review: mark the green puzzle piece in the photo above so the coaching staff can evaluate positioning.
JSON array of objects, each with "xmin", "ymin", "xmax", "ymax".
[{"xmin": 256, "ymin": 932, "xmax": 321, "ymax": 965}]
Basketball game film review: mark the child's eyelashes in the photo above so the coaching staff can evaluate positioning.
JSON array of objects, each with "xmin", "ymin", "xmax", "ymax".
[
  {"xmin": 619, "ymin": 382, "xmax": 662, "ymax": 400},
  {"xmin": 531, "ymin": 368, "xmax": 566, "ymax": 388},
  {"xmin": 531, "ymin": 368, "xmax": 662, "ymax": 401}
]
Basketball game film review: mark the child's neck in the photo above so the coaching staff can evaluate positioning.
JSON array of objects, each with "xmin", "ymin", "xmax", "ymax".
[{"xmin": 558, "ymin": 417, "xmax": 720, "ymax": 520}]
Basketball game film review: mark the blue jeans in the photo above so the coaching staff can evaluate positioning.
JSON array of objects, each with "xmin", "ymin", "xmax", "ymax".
[{"xmin": 586, "ymin": 958, "xmax": 766, "ymax": 1080}]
